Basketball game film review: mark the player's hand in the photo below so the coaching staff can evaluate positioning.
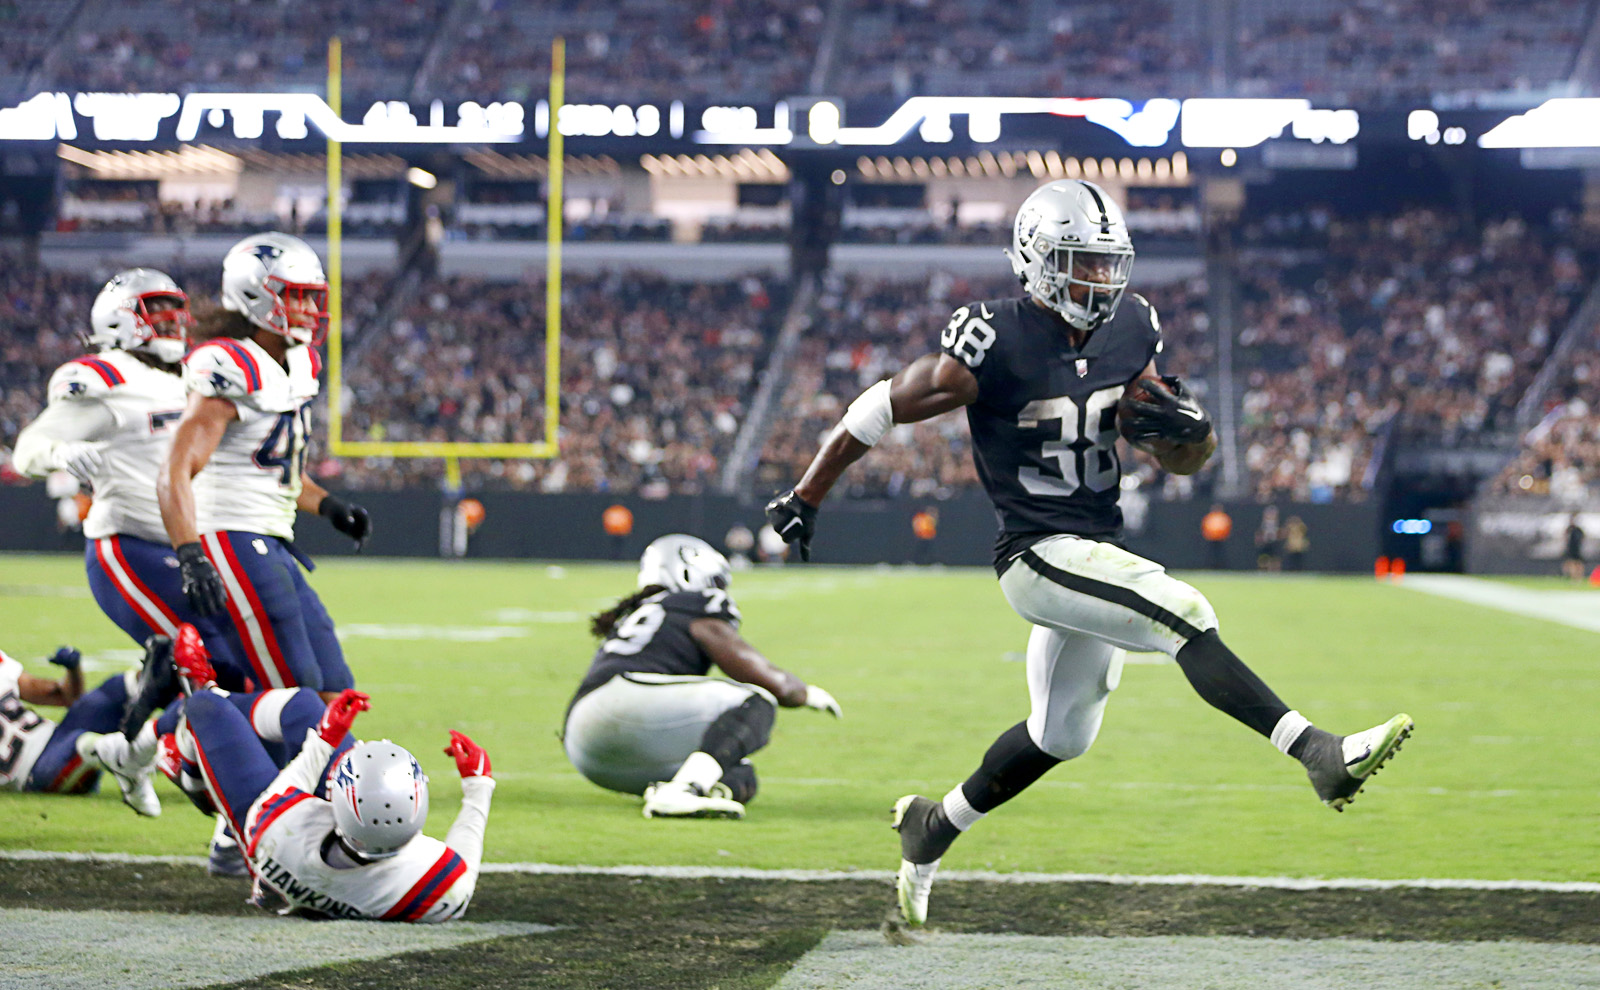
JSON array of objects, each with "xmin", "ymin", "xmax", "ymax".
[
  {"xmin": 444, "ymin": 730, "xmax": 492, "ymax": 778},
  {"xmin": 176, "ymin": 542, "xmax": 229, "ymax": 617},
  {"xmin": 317, "ymin": 689, "xmax": 371, "ymax": 745},
  {"xmin": 802, "ymin": 684, "xmax": 843, "ymax": 718},
  {"xmin": 52, "ymin": 440, "xmax": 105, "ymax": 485},
  {"xmin": 319, "ymin": 494, "xmax": 372, "ymax": 550},
  {"xmin": 765, "ymin": 489, "xmax": 818, "ymax": 562},
  {"xmin": 1118, "ymin": 376, "xmax": 1212, "ymax": 446},
  {"xmin": 48, "ymin": 646, "xmax": 81, "ymax": 670}
]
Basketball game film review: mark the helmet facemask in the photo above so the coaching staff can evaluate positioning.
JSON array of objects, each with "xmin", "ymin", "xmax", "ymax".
[
  {"xmin": 263, "ymin": 277, "xmax": 330, "ymax": 346},
  {"xmin": 129, "ymin": 292, "xmax": 195, "ymax": 363},
  {"xmin": 1037, "ymin": 247, "xmax": 1133, "ymax": 331},
  {"xmin": 1005, "ymin": 179, "xmax": 1136, "ymax": 332}
]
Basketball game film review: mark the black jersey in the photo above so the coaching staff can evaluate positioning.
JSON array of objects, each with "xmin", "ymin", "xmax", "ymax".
[
  {"xmin": 940, "ymin": 293, "xmax": 1163, "ymax": 570},
  {"xmin": 569, "ymin": 589, "xmax": 743, "ymax": 706}
]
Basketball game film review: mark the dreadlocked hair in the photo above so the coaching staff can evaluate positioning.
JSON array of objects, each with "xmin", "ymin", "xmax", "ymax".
[
  {"xmin": 189, "ymin": 302, "xmax": 256, "ymax": 343},
  {"xmin": 591, "ymin": 585, "xmax": 667, "ymax": 639}
]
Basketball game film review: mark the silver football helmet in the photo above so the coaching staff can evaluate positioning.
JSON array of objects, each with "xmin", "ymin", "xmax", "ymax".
[
  {"xmin": 329, "ymin": 740, "xmax": 430, "ymax": 859},
  {"xmin": 88, "ymin": 268, "xmax": 194, "ymax": 363},
  {"xmin": 220, "ymin": 231, "xmax": 329, "ymax": 345},
  {"xmin": 1005, "ymin": 180, "xmax": 1135, "ymax": 332},
  {"xmin": 638, "ymin": 534, "xmax": 731, "ymax": 593}
]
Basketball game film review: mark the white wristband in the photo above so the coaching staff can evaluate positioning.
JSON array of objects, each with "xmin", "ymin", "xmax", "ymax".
[{"xmin": 841, "ymin": 379, "xmax": 895, "ymax": 447}]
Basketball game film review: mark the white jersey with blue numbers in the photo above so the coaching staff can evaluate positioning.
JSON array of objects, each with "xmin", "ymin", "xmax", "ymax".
[
  {"xmin": 183, "ymin": 337, "xmax": 322, "ymax": 541},
  {"xmin": 14, "ymin": 349, "xmax": 187, "ymax": 544}
]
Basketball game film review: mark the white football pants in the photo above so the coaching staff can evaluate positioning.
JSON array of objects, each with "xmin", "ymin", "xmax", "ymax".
[
  {"xmin": 563, "ymin": 673, "xmax": 774, "ymax": 795},
  {"xmin": 998, "ymin": 535, "xmax": 1219, "ymax": 760}
]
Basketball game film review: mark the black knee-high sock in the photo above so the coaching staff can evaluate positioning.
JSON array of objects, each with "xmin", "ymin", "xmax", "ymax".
[
  {"xmin": 959, "ymin": 721, "xmax": 1062, "ymax": 814},
  {"xmin": 698, "ymin": 696, "xmax": 776, "ymax": 771},
  {"xmin": 719, "ymin": 761, "xmax": 759, "ymax": 803},
  {"xmin": 1174, "ymin": 629, "xmax": 1291, "ymax": 738}
]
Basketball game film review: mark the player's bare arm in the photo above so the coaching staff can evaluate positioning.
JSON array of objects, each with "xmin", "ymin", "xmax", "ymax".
[
  {"xmin": 159, "ymin": 393, "xmax": 236, "ymax": 616},
  {"xmin": 794, "ymin": 353, "xmax": 978, "ymax": 506},
  {"xmin": 690, "ymin": 618, "xmax": 809, "ymax": 706},
  {"xmin": 301, "ymin": 476, "xmax": 372, "ymax": 547},
  {"xmin": 16, "ymin": 648, "xmax": 85, "ymax": 708},
  {"xmin": 1122, "ymin": 359, "xmax": 1216, "ymax": 476}
]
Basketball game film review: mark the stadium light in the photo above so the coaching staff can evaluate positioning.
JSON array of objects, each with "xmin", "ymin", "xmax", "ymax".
[{"xmin": 406, "ymin": 167, "xmax": 438, "ymax": 189}]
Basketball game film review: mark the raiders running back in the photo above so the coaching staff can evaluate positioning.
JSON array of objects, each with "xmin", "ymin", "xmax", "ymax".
[
  {"xmin": 569, "ymin": 589, "xmax": 743, "ymax": 707},
  {"xmin": 941, "ymin": 293, "xmax": 1162, "ymax": 568}
]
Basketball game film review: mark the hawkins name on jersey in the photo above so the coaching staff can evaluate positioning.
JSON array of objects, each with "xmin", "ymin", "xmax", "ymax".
[
  {"xmin": 37, "ymin": 351, "xmax": 186, "ymax": 544},
  {"xmin": 570, "ymin": 589, "xmax": 743, "ymax": 707},
  {"xmin": 184, "ymin": 337, "xmax": 322, "ymax": 541},
  {"xmin": 242, "ymin": 732, "xmax": 491, "ymax": 923},
  {"xmin": 939, "ymin": 293, "xmax": 1163, "ymax": 568},
  {"xmin": 0, "ymin": 651, "xmax": 55, "ymax": 790}
]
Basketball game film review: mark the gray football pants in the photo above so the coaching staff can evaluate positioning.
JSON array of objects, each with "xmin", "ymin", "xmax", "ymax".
[
  {"xmin": 564, "ymin": 673, "xmax": 774, "ymax": 795},
  {"xmin": 998, "ymin": 535, "xmax": 1219, "ymax": 760}
]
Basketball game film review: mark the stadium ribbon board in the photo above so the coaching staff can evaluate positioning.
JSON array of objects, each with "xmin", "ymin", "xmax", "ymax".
[{"xmin": 323, "ymin": 37, "xmax": 563, "ymax": 462}]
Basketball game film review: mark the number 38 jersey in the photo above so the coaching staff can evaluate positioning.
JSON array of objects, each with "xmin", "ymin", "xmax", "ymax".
[
  {"xmin": 570, "ymin": 590, "xmax": 743, "ymax": 706},
  {"xmin": 183, "ymin": 337, "xmax": 321, "ymax": 540},
  {"xmin": 940, "ymin": 294, "xmax": 1162, "ymax": 569}
]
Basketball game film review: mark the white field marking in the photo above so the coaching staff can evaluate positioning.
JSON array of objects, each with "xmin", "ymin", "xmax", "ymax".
[
  {"xmin": 0, "ymin": 906, "xmax": 551, "ymax": 990},
  {"xmin": 1401, "ymin": 574, "xmax": 1600, "ymax": 635},
  {"xmin": 484, "ymin": 608, "xmax": 584, "ymax": 623},
  {"xmin": 776, "ymin": 931, "xmax": 1600, "ymax": 990},
  {"xmin": 0, "ymin": 584, "xmax": 94, "ymax": 598},
  {"xmin": 6, "ymin": 850, "xmax": 1595, "ymax": 893},
  {"xmin": 336, "ymin": 623, "xmax": 531, "ymax": 641}
]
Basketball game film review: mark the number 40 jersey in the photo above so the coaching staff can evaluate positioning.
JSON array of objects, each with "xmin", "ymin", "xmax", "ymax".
[
  {"xmin": 940, "ymin": 293, "xmax": 1163, "ymax": 570},
  {"xmin": 184, "ymin": 337, "xmax": 321, "ymax": 541}
]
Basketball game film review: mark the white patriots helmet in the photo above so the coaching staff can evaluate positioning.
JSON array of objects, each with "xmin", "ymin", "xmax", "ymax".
[
  {"xmin": 220, "ymin": 231, "xmax": 329, "ymax": 345},
  {"xmin": 88, "ymin": 268, "xmax": 194, "ymax": 363},
  {"xmin": 329, "ymin": 740, "xmax": 430, "ymax": 859},
  {"xmin": 638, "ymin": 534, "xmax": 731, "ymax": 593},
  {"xmin": 1005, "ymin": 180, "xmax": 1135, "ymax": 332}
]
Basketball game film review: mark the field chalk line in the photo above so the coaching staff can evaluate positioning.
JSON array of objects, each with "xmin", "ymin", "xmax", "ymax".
[{"xmin": 3, "ymin": 850, "xmax": 1596, "ymax": 894}]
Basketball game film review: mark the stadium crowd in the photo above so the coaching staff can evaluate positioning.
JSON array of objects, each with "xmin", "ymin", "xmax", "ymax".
[
  {"xmin": 1489, "ymin": 352, "xmax": 1600, "ymax": 501},
  {"xmin": 7, "ymin": 0, "xmax": 1587, "ymax": 107},
  {"xmin": 1233, "ymin": 208, "xmax": 1596, "ymax": 502}
]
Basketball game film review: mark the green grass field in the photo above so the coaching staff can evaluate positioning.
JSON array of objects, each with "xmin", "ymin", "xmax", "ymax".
[{"xmin": 3, "ymin": 553, "xmax": 1598, "ymax": 883}]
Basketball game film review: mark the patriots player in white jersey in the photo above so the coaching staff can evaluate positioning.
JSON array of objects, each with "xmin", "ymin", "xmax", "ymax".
[
  {"xmin": 157, "ymin": 233, "xmax": 369, "ymax": 701},
  {"xmin": 150, "ymin": 639, "xmax": 495, "ymax": 922},
  {"xmin": 0, "ymin": 643, "xmax": 161, "ymax": 811},
  {"xmin": 768, "ymin": 180, "xmax": 1414, "ymax": 929},
  {"xmin": 12, "ymin": 270, "xmax": 218, "ymax": 650}
]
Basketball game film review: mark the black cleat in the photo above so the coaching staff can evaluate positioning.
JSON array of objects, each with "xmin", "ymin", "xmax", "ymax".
[
  {"xmin": 1300, "ymin": 714, "xmax": 1414, "ymax": 811},
  {"xmin": 119, "ymin": 634, "xmax": 177, "ymax": 740}
]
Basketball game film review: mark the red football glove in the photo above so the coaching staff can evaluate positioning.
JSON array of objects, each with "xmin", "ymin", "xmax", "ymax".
[
  {"xmin": 444, "ymin": 730, "xmax": 491, "ymax": 778},
  {"xmin": 317, "ymin": 689, "xmax": 371, "ymax": 745}
]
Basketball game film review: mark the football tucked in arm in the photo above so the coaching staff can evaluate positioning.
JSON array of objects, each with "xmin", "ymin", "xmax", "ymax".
[{"xmin": 1116, "ymin": 377, "xmax": 1178, "ymax": 454}]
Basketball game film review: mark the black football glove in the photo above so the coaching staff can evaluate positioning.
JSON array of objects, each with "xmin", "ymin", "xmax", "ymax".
[
  {"xmin": 176, "ymin": 542, "xmax": 229, "ymax": 617},
  {"xmin": 1118, "ymin": 376, "xmax": 1212, "ymax": 446},
  {"xmin": 319, "ymin": 494, "xmax": 372, "ymax": 550},
  {"xmin": 764, "ymin": 489, "xmax": 818, "ymax": 562},
  {"xmin": 48, "ymin": 646, "xmax": 81, "ymax": 670}
]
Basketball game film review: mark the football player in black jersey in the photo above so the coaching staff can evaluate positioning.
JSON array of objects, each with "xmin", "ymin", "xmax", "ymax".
[
  {"xmin": 563, "ymin": 534, "xmax": 842, "ymax": 819},
  {"xmin": 767, "ymin": 179, "xmax": 1413, "ymax": 927}
]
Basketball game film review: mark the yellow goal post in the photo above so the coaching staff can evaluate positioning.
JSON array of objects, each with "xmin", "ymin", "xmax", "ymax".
[{"xmin": 322, "ymin": 37, "xmax": 564, "ymax": 464}]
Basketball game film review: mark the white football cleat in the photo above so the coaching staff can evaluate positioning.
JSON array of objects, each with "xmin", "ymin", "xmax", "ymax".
[
  {"xmin": 641, "ymin": 780, "xmax": 745, "ymax": 819},
  {"xmin": 78, "ymin": 731, "xmax": 161, "ymax": 818},
  {"xmin": 892, "ymin": 794, "xmax": 957, "ymax": 927}
]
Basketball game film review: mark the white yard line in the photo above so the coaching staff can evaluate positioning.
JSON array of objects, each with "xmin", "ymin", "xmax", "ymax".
[
  {"xmin": 4, "ymin": 849, "xmax": 1596, "ymax": 893},
  {"xmin": 1401, "ymin": 575, "xmax": 1600, "ymax": 635}
]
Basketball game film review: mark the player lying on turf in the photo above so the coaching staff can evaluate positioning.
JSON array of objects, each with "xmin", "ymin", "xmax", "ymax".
[
  {"xmin": 131, "ymin": 628, "xmax": 495, "ymax": 921},
  {"xmin": 0, "ymin": 644, "xmax": 143, "ymax": 799},
  {"xmin": 563, "ymin": 534, "xmax": 842, "ymax": 819},
  {"xmin": 767, "ymin": 178, "xmax": 1413, "ymax": 928},
  {"xmin": 89, "ymin": 624, "xmax": 347, "ymax": 875}
]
